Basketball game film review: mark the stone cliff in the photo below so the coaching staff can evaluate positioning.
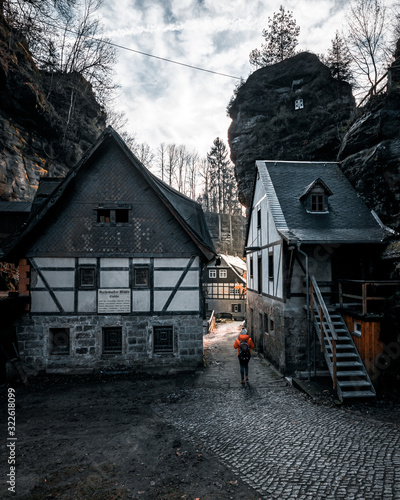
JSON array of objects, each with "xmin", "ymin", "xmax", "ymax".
[
  {"xmin": 228, "ymin": 52, "xmax": 355, "ymax": 207},
  {"xmin": 0, "ymin": 14, "xmax": 106, "ymax": 201},
  {"xmin": 338, "ymin": 55, "xmax": 400, "ymax": 233}
]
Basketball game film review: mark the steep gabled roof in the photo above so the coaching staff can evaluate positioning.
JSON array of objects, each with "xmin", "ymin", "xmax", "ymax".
[
  {"xmin": 253, "ymin": 160, "xmax": 387, "ymax": 245},
  {"xmin": 1, "ymin": 127, "xmax": 215, "ymax": 260}
]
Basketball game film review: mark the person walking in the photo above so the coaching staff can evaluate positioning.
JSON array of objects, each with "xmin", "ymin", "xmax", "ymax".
[{"xmin": 234, "ymin": 327, "xmax": 255, "ymax": 384}]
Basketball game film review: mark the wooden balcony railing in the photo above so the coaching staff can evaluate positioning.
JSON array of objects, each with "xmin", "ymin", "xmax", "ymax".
[{"xmin": 338, "ymin": 280, "xmax": 400, "ymax": 316}]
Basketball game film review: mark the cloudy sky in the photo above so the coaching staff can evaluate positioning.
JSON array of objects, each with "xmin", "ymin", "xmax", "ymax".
[{"xmin": 96, "ymin": 0, "xmax": 383, "ymax": 158}]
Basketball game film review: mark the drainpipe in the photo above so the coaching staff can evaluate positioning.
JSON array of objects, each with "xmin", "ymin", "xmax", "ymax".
[{"xmin": 297, "ymin": 242, "xmax": 311, "ymax": 382}]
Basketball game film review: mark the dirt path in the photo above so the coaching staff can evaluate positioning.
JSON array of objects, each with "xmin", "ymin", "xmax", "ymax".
[{"xmin": 1, "ymin": 321, "xmax": 264, "ymax": 500}]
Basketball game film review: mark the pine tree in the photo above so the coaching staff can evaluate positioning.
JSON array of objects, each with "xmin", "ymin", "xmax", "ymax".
[
  {"xmin": 207, "ymin": 138, "xmax": 238, "ymax": 214},
  {"xmin": 325, "ymin": 31, "xmax": 353, "ymax": 83},
  {"xmin": 249, "ymin": 5, "xmax": 300, "ymax": 68}
]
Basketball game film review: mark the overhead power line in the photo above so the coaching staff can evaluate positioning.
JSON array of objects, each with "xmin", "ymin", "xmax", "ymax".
[{"xmin": 42, "ymin": 21, "xmax": 243, "ymax": 80}]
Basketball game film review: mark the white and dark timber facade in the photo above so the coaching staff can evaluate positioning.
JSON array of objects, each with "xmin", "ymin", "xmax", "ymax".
[
  {"xmin": 2, "ymin": 127, "xmax": 215, "ymax": 374},
  {"xmin": 246, "ymin": 161, "xmax": 388, "ymax": 376}
]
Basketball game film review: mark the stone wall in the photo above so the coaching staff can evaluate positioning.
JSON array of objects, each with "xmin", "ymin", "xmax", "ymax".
[
  {"xmin": 16, "ymin": 313, "xmax": 204, "ymax": 375},
  {"xmin": 247, "ymin": 291, "xmax": 286, "ymax": 374}
]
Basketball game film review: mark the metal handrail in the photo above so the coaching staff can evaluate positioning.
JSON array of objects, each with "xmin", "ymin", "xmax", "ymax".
[{"xmin": 310, "ymin": 276, "xmax": 338, "ymax": 389}]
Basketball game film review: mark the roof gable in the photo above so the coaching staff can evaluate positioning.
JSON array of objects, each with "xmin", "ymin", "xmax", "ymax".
[
  {"xmin": 2, "ymin": 127, "xmax": 215, "ymax": 260},
  {"xmin": 254, "ymin": 160, "xmax": 387, "ymax": 244}
]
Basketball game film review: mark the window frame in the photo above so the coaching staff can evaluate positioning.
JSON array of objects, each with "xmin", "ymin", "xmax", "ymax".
[
  {"xmin": 268, "ymin": 253, "xmax": 274, "ymax": 282},
  {"xmin": 50, "ymin": 327, "xmax": 70, "ymax": 356},
  {"xmin": 133, "ymin": 265, "xmax": 151, "ymax": 289},
  {"xmin": 153, "ymin": 325, "xmax": 174, "ymax": 354},
  {"xmin": 95, "ymin": 205, "xmax": 132, "ymax": 225},
  {"xmin": 102, "ymin": 327, "xmax": 123, "ymax": 354},
  {"xmin": 231, "ymin": 303, "xmax": 241, "ymax": 313},
  {"xmin": 219, "ymin": 269, "xmax": 227, "ymax": 279},
  {"xmin": 209, "ymin": 269, "xmax": 217, "ymax": 279},
  {"xmin": 78, "ymin": 265, "xmax": 97, "ymax": 289},
  {"xmin": 257, "ymin": 208, "xmax": 261, "ymax": 229},
  {"xmin": 310, "ymin": 193, "xmax": 325, "ymax": 213}
]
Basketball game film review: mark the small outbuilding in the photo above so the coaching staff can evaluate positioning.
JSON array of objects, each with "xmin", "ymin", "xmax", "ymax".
[{"xmin": 204, "ymin": 254, "xmax": 246, "ymax": 321}]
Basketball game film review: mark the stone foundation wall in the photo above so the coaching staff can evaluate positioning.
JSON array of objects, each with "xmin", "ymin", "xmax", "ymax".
[
  {"xmin": 16, "ymin": 314, "xmax": 204, "ymax": 374},
  {"xmin": 247, "ymin": 292, "xmax": 326, "ymax": 375},
  {"xmin": 247, "ymin": 291, "xmax": 286, "ymax": 374}
]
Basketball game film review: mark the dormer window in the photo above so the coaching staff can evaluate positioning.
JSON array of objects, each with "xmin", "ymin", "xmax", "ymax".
[
  {"xmin": 311, "ymin": 193, "xmax": 324, "ymax": 212},
  {"xmin": 300, "ymin": 178, "xmax": 332, "ymax": 214}
]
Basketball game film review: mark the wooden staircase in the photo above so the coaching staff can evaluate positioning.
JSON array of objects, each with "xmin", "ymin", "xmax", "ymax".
[{"xmin": 310, "ymin": 276, "xmax": 376, "ymax": 402}]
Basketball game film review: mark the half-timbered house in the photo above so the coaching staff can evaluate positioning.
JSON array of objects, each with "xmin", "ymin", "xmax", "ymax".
[
  {"xmin": 246, "ymin": 160, "xmax": 393, "ymax": 400},
  {"xmin": 204, "ymin": 254, "xmax": 246, "ymax": 320},
  {"xmin": 1, "ymin": 127, "xmax": 215, "ymax": 375}
]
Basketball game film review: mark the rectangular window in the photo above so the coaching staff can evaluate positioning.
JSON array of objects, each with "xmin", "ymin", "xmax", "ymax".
[
  {"xmin": 249, "ymin": 257, "xmax": 253, "ymax": 279},
  {"xmin": 257, "ymin": 256, "xmax": 262, "ymax": 294},
  {"xmin": 133, "ymin": 266, "xmax": 150, "ymax": 288},
  {"xmin": 97, "ymin": 207, "xmax": 131, "ymax": 224},
  {"xmin": 78, "ymin": 266, "xmax": 96, "ymax": 289},
  {"xmin": 209, "ymin": 269, "xmax": 216, "ymax": 278},
  {"xmin": 353, "ymin": 321, "xmax": 362, "ymax": 337},
  {"xmin": 154, "ymin": 326, "xmax": 173, "ymax": 353},
  {"xmin": 311, "ymin": 194, "xmax": 324, "ymax": 212},
  {"xmin": 97, "ymin": 209, "xmax": 111, "ymax": 223},
  {"xmin": 103, "ymin": 327, "xmax": 122, "ymax": 354},
  {"xmin": 270, "ymin": 319, "xmax": 275, "ymax": 332},
  {"xmin": 257, "ymin": 208, "xmax": 261, "ymax": 229},
  {"xmin": 268, "ymin": 253, "xmax": 274, "ymax": 281},
  {"xmin": 219, "ymin": 269, "xmax": 227, "ymax": 279},
  {"xmin": 264, "ymin": 314, "xmax": 269, "ymax": 334},
  {"xmin": 50, "ymin": 328, "xmax": 70, "ymax": 355},
  {"xmin": 115, "ymin": 209, "xmax": 129, "ymax": 223},
  {"xmin": 232, "ymin": 303, "xmax": 241, "ymax": 313}
]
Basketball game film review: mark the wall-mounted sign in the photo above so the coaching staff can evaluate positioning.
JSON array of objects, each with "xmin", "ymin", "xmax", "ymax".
[{"xmin": 98, "ymin": 289, "xmax": 131, "ymax": 313}]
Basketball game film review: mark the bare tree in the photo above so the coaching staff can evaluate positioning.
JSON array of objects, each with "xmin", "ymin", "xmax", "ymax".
[
  {"xmin": 132, "ymin": 142, "xmax": 155, "ymax": 172},
  {"xmin": 345, "ymin": 0, "xmax": 389, "ymax": 98},
  {"xmin": 3, "ymin": 0, "xmax": 117, "ymax": 104},
  {"xmin": 157, "ymin": 143, "xmax": 167, "ymax": 182}
]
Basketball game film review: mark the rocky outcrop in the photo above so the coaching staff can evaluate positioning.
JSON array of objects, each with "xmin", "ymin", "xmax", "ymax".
[
  {"xmin": 338, "ymin": 64, "xmax": 400, "ymax": 232},
  {"xmin": 0, "ymin": 15, "xmax": 105, "ymax": 201},
  {"xmin": 228, "ymin": 52, "xmax": 355, "ymax": 207}
]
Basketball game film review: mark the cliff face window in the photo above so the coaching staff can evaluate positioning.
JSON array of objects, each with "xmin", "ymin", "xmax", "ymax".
[
  {"xmin": 103, "ymin": 327, "xmax": 122, "ymax": 354},
  {"xmin": 153, "ymin": 326, "xmax": 173, "ymax": 353},
  {"xmin": 50, "ymin": 328, "xmax": 70, "ymax": 355},
  {"xmin": 134, "ymin": 266, "xmax": 150, "ymax": 288},
  {"xmin": 295, "ymin": 98, "xmax": 304, "ymax": 110},
  {"xmin": 79, "ymin": 266, "xmax": 96, "ymax": 289}
]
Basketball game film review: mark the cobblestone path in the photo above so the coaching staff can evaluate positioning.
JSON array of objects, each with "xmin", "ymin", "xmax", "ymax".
[{"xmin": 155, "ymin": 321, "xmax": 400, "ymax": 500}]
